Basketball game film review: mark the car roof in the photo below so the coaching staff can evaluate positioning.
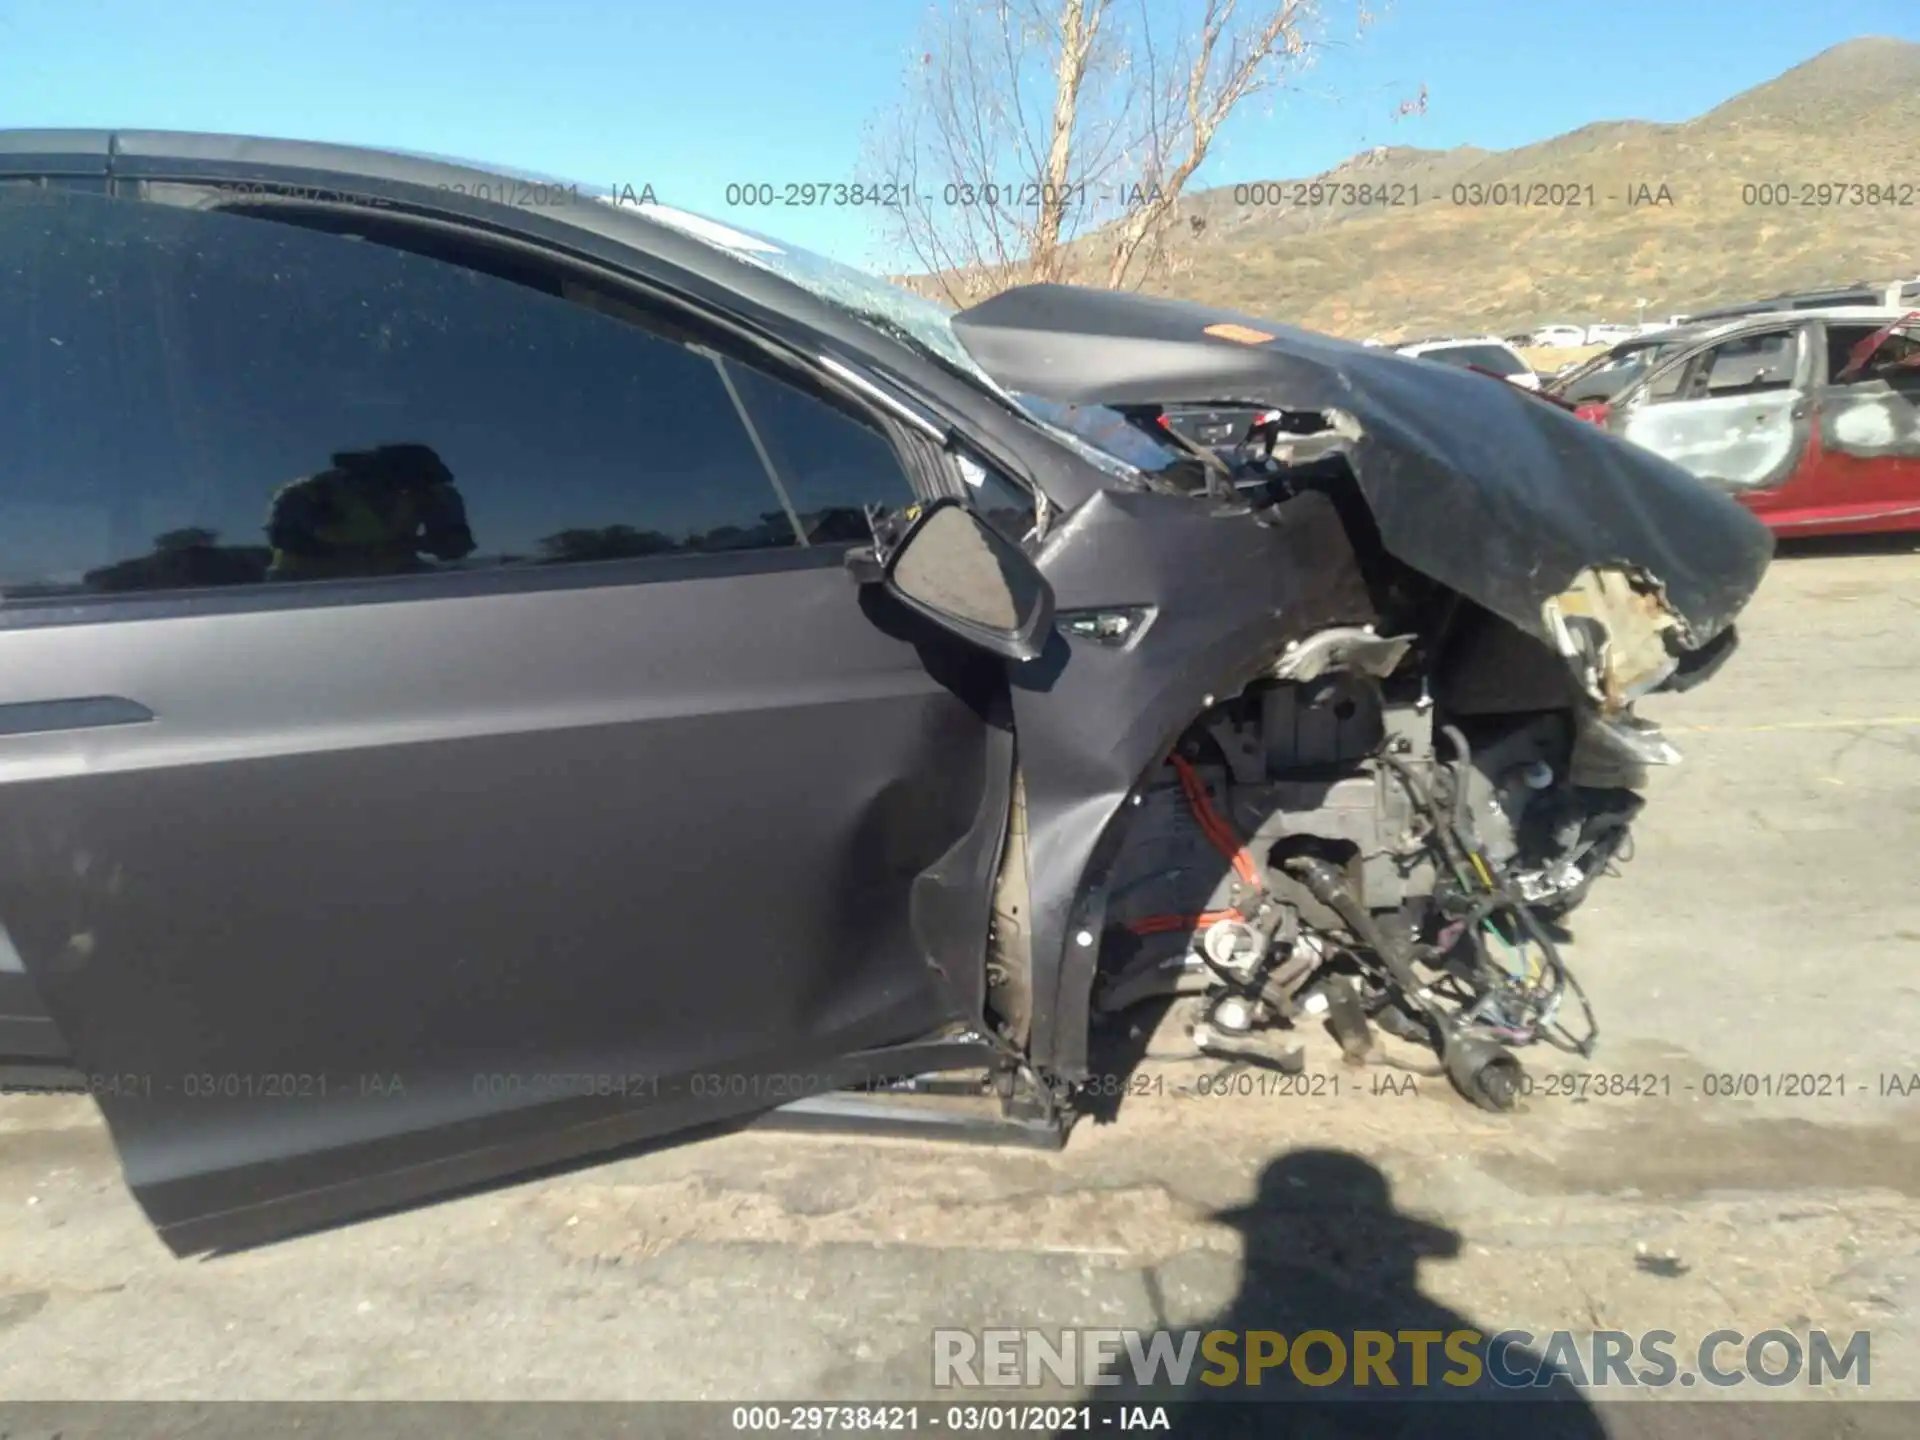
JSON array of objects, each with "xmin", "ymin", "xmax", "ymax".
[
  {"xmin": 1688, "ymin": 281, "xmax": 1918, "ymax": 320},
  {"xmin": 1589, "ymin": 306, "xmax": 1918, "ymax": 398},
  {"xmin": 1688, "ymin": 306, "xmax": 1913, "ymax": 343},
  {"xmin": 1611, "ymin": 323, "xmax": 1712, "ymax": 346},
  {"xmin": 0, "ymin": 128, "xmax": 940, "ymax": 378}
]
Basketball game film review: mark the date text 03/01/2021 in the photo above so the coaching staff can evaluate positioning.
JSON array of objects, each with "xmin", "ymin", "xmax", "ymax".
[{"xmin": 728, "ymin": 1403, "xmax": 1171, "ymax": 1432}]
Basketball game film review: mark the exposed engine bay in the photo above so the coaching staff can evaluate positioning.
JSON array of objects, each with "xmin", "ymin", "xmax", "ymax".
[
  {"xmin": 1077, "ymin": 407, "xmax": 1688, "ymax": 1111},
  {"xmin": 1090, "ymin": 651, "xmax": 1643, "ymax": 1109}
]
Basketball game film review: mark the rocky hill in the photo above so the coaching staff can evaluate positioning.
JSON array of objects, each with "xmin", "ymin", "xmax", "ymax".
[{"xmin": 1061, "ymin": 36, "xmax": 1920, "ymax": 339}]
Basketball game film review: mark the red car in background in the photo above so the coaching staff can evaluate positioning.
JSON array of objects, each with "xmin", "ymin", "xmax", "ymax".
[{"xmin": 1572, "ymin": 308, "xmax": 1920, "ymax": 538}]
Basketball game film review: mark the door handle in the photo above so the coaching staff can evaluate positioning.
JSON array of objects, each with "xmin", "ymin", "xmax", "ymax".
[{"xmin": 0, "ymin": 696, "xmax": 154, "ymax": 738}]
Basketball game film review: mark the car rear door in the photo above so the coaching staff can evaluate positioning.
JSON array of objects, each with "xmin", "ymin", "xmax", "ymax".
[
  {"xmin": 0, "ymin": 183, "xmax": 1002, "ymax": 1253},
  {"xmin": 1616, "ymin": 324, "xmax": 1811, "ymax": 490},
  {"xmin": 1774, "ymin": 317, "xmax": 1920, "ymax": 532}
]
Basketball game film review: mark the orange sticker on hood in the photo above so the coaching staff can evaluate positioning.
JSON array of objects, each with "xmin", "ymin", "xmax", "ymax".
[{"xmin": 1202, "ymin": 322, "xmax": 1274, "ymax": 345}]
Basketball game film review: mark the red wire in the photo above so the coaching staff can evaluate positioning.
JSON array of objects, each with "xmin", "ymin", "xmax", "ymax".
[
  {"xmin": 1126, "ymin": 907, "xmax": 1243, "ymax": 936},
  {"xmin": 1122, "ymin": 753, "xmax": 1263, "ymax": 937},
  {"xmin": 1170, "ymin": 754, "xmax": 1262, "ymax": 885}
]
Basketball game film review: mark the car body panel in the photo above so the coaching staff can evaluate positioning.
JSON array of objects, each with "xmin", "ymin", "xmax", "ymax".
[
  {"xmin": 951, "ymin": 284, "xmax": 1773, "ymax": 650},
  {"xmin": 0, "ymin": 133, "xmax": 1780, "ymax": 1251},
  {"xmin": 0, "ymin": 562, "xmax": 995, "ymax": 1255},
  {"xmin": 951, "ymin": 285, "xmax": 1771, "ymax": 1075},
  {"xmin": 1009, "ymin": 487, "xmax": 1375, "ymax": 1076},
  {"xmin": 1603, "ymin": 310, "xmax": 1920, "ymax": 536},
  {"xmin": 1685, "ymin": 280, "xmax": 1920, "ymax": 326},
  {"xmin": 0, "ymin": 135, "xmax": 1031, "ymax": 1253},
  {"xmin": 1618, "ymin": 326, "xmax": 1813, "ymax": 491}
]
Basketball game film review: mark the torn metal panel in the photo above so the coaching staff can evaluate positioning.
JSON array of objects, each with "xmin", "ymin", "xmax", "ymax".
[
  {"xmin": 1541, "ymin": 566, "xmax": 1683, "ymax": 712},
  {"xmin": 1619, "ymin": 388, "xmax": 1810, "ymax": 494},
  {"xmin": 952, "ymin": 285, "xmax": 1775, "ymax": 655},
  {"xmin": 1821, "ymin": 380, "xmax": 1920, "ymax": 460},
  {"xmin": 1269, "ymin": 625, "xmax": 1415, "ymax": 684}
]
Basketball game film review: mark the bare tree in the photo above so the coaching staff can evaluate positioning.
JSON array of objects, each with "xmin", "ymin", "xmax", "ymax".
[{"xmin": 865, "ymin": 0, "xmax": 1369, "ymax": 306}]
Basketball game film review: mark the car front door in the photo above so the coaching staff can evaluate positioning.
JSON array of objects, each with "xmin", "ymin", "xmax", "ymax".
[
  {"xmin": 0, "ymin": 184, "xmax": 1003, "ymax": 1253},
  {"xmin": 1615, "ymin": 324, "xmax": 1812, "ymax": 491}
]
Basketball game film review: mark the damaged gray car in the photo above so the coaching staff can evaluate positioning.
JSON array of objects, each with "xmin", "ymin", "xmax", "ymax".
[{"xmin": 0, "ymin": 132, "xmax": 1772, "ymax": 1255}]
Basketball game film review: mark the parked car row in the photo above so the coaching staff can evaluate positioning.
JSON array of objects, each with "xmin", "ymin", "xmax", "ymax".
[
  {"xmin": 1557, "ymin": 306, "xmax": 1920, "ymax": 538},
  {"xmin": 1499, "ymin": 279, "xmax": 1920, "ymax": 353},
  {"xmin": 1389, "ymin": 288, "xmax": 1920, "ymax": 539},
  {"xmin": 1506, "ymin": 321, "xmax": 1683, "ymax": 349}
]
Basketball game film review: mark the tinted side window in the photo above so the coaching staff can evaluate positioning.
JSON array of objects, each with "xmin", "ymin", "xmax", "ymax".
[
  {"xmin": 0, "ymin": 192, "xmax": 867, "ymax": 598},
  {"xmin": 720, "ymin": 361, "xmax": 915, "ymax": 544}
]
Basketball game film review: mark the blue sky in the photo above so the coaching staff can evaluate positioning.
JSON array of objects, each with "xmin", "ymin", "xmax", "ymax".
[{"xmin": 3, "ymin": 0, "xmax": 1914, "ymax": 267}]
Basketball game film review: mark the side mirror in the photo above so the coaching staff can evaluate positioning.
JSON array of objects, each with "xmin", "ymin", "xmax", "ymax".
[{"xmin": 865, "ymin": 499, "xmax": 1055, "ymax": 662}]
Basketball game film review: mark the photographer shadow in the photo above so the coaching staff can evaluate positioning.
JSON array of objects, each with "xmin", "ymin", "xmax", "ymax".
[{"xmin": 1075, "ymin": 1148, "xmax": 1606, "ymax": 1438}]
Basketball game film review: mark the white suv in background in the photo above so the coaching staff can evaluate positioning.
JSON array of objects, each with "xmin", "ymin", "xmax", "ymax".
[
  {"xmin": 1525, "ymin": 324, "xmax": 1590, "ymax": 348},
  {"xmin": 1583, "ymin": 323, "xmax": 1639, "ymax": 346},
  {"xmin": 1395, "ymin": 336, "xmax": 1541, "ymax": 390}
]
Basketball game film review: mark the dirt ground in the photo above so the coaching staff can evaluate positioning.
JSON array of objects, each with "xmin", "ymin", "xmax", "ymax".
[
  {"xmin": 0, "ymin": 539, "xmax": 1916, "ymax": 1421},
  {"xmin": 1519, "ymin": 342, "xmax": 1609, "ymax": 374}
]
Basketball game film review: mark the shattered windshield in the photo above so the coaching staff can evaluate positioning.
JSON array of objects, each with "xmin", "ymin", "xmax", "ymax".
[{"xmin": 588, "ymin": 197, "xmax": 976, "ymax": 368}]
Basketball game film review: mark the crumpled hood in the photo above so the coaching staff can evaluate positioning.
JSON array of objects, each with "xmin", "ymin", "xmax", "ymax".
[{"xmin": 952, "ymin": 285, "xmax": 1775, "ymax": 658}]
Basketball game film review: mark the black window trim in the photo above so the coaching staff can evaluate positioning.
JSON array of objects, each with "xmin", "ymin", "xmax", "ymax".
[{"xmin": 0, "ymin": 188, "xmax": 950, "ymax": 631}]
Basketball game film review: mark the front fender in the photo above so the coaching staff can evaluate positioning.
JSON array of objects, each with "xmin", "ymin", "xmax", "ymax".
[{"xmin": 1010, "ymin": 487, "xmax": 1374, "ymax": 1078}]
